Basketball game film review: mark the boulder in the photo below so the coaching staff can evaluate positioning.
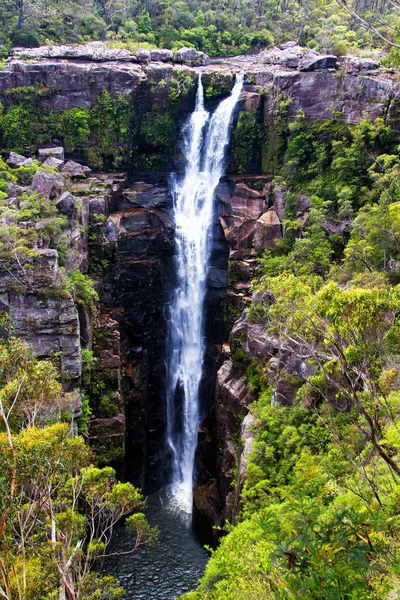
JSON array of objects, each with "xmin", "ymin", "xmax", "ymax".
[
  {"xmin": 63, "ymin": 160, "xmax": 92, "ymax": 178},
  {"xmin": 7, "ymin": 152, "xmax": 33, "ymax": 167},
  {"xmin": 174, "ymin": 46, "xmax": 209, "ymax": 66},
  {"xmin": 43, "ymin": 156, "xmax": 64, "ymax": 170},
  {"xmin": 31, "ymin": 171, "xmax": 65, "ymax": 199},
  {"xmin": 298, "ymin": 53, "xmax": 337, "ymax": 71},
  {"xmin": 258, "ymin": 45, "xmax": 337, "ymax": 71},
  {"xmin": 119, "ymin": 183, "xmax": 172, "ymax": 210},
  {"xmin": 278, "ymin": 45, "xmax": 305, "ymax": 68},
  {"xmin": 135, "ymin": 48, "xmax": 151, "ymax": 64},
  {"xmin": 253, "ymin": 207, "xmax": 282, "ymax": 249},
  {"xmin": 55, "ymin": 191, "xmax": 76, "ymax": 216},
  {"xmin": 150, "ymin": 49, "xmax": 173, "ymax": 63},
  {"xmin": 38, "ymin": 147, "xmax": 64, "ymax": 162},
  {"xmin": 341, "ymin": 55, "xmax": 380, "ymax": 74},
  {"xmin": 280, "ymin": 40, "xmax": 299, "ymax": 49}
]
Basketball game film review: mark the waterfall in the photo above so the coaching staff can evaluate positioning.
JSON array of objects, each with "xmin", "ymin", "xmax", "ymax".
[{"xmin": 166, "ymin": 73, "xmax": 244, "ymax": 513}]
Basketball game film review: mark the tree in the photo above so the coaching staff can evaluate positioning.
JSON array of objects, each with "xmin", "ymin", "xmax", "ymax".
[
  {"xmin": 337, "ymin": 0, "xmax": 400, "ymax": 48},
  {"xmin": 0, "ymin": 337, "xmax": 156, "ymax": 600},
  {"xmin": 261, "ymin": 275, "xmax": 400, "ymax": 483}
]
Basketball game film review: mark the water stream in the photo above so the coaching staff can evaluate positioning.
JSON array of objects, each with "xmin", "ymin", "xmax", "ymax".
[
  {"xmin": 106, "ymin": 490, "xmax": 208, "ymax": 600},
  {"xmin": 165, "ymin": 72, "xmax": 244, "ymax": 513},
  {"xmin": 108, "ymin": 74, "xmax": 243, "ymax": 599}
]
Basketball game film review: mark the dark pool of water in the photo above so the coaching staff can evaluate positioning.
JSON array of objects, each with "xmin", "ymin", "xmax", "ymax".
[{"xmin": 106, "ymin": 488, "xmax": 208, "ymax": 599}]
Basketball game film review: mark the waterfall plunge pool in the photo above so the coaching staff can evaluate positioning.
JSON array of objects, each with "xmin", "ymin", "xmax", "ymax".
[{"xmin": 106, "ymin": 488, "xmax": 208, "ymax": 599}]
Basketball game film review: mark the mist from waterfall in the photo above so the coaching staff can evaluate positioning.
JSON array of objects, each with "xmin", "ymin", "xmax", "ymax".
[{"xmin": 166, "ymin": 72, "xmax": 244, "ymax": 514}]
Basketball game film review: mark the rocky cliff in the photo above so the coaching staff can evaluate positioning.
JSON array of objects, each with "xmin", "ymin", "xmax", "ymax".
[{"xmin": 1, "ymin": 41, "xmax": 400, "ymax": 537}]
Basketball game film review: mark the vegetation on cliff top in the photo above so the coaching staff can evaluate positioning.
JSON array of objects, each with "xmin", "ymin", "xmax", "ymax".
[{"xmin": 0, "ymin": 0, "xmax": 398, "ymax": 59}]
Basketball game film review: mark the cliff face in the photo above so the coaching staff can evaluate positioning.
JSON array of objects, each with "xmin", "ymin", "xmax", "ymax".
[{"xmin": 1, "ymin": 43, "xmax": 400, "ymax": 529}]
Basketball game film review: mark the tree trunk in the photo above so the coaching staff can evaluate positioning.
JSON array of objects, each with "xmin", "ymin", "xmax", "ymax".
[{"xmin": 298, "ymin": 0, "xmax": 311, "ymax": 41}]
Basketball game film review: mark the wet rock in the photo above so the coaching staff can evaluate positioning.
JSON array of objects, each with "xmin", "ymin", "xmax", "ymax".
[
  {"xmin": 7, "ymin": 152, "xmax": 33, "ymax": 167},
  {"xmin": 38, "ymin": 146, "xmax": 64, "ymax": 162},
  {"xmin": 208, "ymin": 267, "xmax": 227, "ymax": 289},
  {"xmin": 193, "ymin": 479, "xmax": 221, "ymax": 545},
  {"xmin": 31, "ymin": 171, "xmax": 65, "ymax": 199}
]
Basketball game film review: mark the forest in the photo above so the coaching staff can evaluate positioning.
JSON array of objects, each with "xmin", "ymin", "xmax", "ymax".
[
  {"xmin": 0, "ymin": 0, "xmax": 398, "ymax": 59},
  {"xmin": 1, "ymin": 0, "xmax": 400, "ymax": 598}
]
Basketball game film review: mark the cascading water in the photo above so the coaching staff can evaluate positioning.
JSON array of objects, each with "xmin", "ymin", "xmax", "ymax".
[{"xmin": 166, "ymin": 72, "xmax": 244, "ymax": 514}]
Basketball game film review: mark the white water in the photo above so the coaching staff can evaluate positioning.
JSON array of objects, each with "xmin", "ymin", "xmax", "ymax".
[{"xmin": 166, "ymin": 73, "xmax": 244, "ymax": 514}]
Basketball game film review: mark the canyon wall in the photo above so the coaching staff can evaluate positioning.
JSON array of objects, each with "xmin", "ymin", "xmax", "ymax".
[{"xmin": 1, "ymin": 43, "xmax": 399, "ymax": 527}]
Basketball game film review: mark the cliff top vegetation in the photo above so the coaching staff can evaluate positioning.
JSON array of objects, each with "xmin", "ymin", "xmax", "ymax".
[{"xmin": 0, "ymin": 0, "xmax": 398, "ymax": 61}]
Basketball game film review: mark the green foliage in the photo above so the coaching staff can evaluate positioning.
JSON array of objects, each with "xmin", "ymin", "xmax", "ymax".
[
  {"xmin": 259, "ymin": 116, "xmax": 399, "ymax": 280},
  {"xmin": 0, "ymin": 90, "xmax": 134, "ymax": 170},
  {"xmin": 0, "ymin": 338, "xmax": 155, "ymax": 599},
  {"xmin": 204, "ymin": 73, "xmax": 233, "ymax": 99},
  {"xmin": 168, "ymin": 70, "xmax": 195, "ymax": 103},
  {"xmin": 232, "ymin": 110, "xmax": 261, "ymax": 174},
  {"xmin": 189, "ymin": 274, "xmax": 400, "ymax": 599},
  {"xmin": 67, "ymin": 270, "xmax": 99, "ymax": 315}
]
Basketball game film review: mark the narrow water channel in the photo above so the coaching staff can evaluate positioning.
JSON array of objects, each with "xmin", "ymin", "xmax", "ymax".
[{"xmin": 106, "ymin": 488, "xmax": 208, "ymax": 599}]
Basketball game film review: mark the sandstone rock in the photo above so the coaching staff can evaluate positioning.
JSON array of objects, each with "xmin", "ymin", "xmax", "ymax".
[
  {"xmin": 89, "ymin": 196, "xmax": 106, "ymax": 216},
  {"xmin": 217, "ymin": 183, "xmax": 267, "ymax": 250},
  {"xmin": 323, "ymin": 218, "xmax": 352, "ymax": 235},
  {"xmin": 43, "ymin": 156, "xmax": 64, "ymax": 170},
  {"xmin": 242, "ymin": 90, "xmax": 261, "ymax": 111},
  {"xmin": 63, "ymin": 160, "xmax": 92, "ymax": 178},
  {"xmin": 253, "ymin": 207, "xmax": 282, "ymax": 249},
  {"xmin": 56, "ymin": 191, "xmax": 76, "ymax": 216},
  {"xmin": 342, "ymin": 55, "xmax": 380, "ymax": 74},
  {"xmin": 31, "ymin": 171, "xmax": 65, "ymax": 199},
  {"xmin": 38, "ymin": 147, "xmax": 64, "ymax": 162},
  {"xmin": 258, "ymin": 45, "xmax": 337, "ymax": 71},
  {"xmin": 238, "ymin": 411, "xmax": 255, "ymax": 489},
  {"xmin": 231, "ymin": 311, "xmax": 277, "ymax": 361},
  {"xmin": 7, "ymin": 152, "xmax": 33, "ymax": 167},
  {"xmin": 280, "ymin": 40, "xmax": 299, "ymax": 49},
  {"xmin": 298, "ymin": 53, "xmax": 337, "ymax": 71},
  {"xmin": 12, "ymin": 42, "xmax": 137, "ymax": 63},
  {"xmin": 119, "ymin": 183, "xmax": 172, "ymax": 210},
  {"xmin": 217, "ymin": 359, "xmax": 252, "ymax": 408},
  {"xmin": 278, "ymin": 45, "xmax": 306, "ymax": 68},
  {"xmin": 174, "ymin": 46, "xmax": 209, "ymax": 66},
  {"xmin": 135, "ymin": 48, "xmax": 151, "ymax": 64},
  {"xmin": 6, "ymin": 294, "xmax": 81, "ymax": 389},
  {"xmin": 150, "ymin": 49, "xmax": 173, "ymax": 63}
]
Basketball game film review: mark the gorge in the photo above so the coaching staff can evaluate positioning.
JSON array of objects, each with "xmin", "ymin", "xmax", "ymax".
[{"xmin": 1, "ymin": 37, "xmax": 400, "ymax": 600}]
